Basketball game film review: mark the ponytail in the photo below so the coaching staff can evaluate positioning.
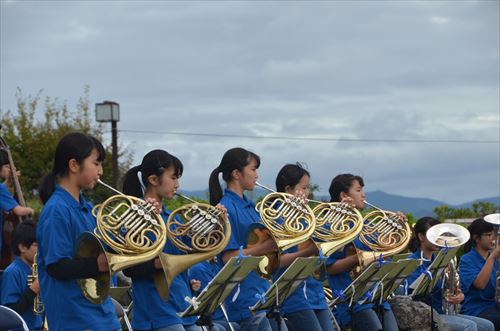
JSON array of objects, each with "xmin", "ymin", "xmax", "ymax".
[
  {"xmin": 209, "ymin": 167, "xmax": 222, "ymax": 205},
  {"xmin": 122, "ymin": 165, "xmax": 143, "ymax": 198},
  {"xmin": 39, "ymin": 172, "xmax": 56, "ymax": 205}
]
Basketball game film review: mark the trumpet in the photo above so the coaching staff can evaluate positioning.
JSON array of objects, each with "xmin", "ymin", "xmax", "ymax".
[
  {"xmin": 483, "ymin": 213, "xmax": 500, "ymax": 305},
  {"xmin": 75, "ymin": 179, "xmax": 167, "ymax": 304},
  {"xmin": 27, "ymin": 252, "xmax": 44, "ymax": 315},
  {"xmin": 426, "ymin": 223, "xmax": 470, "ymax": 315}
]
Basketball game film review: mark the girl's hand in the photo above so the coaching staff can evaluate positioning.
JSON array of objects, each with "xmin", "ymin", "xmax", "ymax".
[
  {"xmin": 145, "ymin": 198, "xmax": 161, "ymax": 214},
  {"xmin": 190, "ymin": 279, "xmax": 201, "ymax": 292},
  {"xmin": 395, "ymin": 212, "xmax": 408, "ymax": 222},
  {"xmin": 446, "ymin": 292, "xmax": 464, "ymax": 304},
  {"xmin": 294, "ymin": 189, "xmax": 307, "ymax": 202},
  {"xmin": 215, "ymin": 203, "xmax": 227, "ymax": 215},
  {"xmin": 341, "ymin": 196, "xmax": 355, "ymax": 208},
  {"xmin": 97, "ymin": 253, "xmax": 109, "ymax": 272}
]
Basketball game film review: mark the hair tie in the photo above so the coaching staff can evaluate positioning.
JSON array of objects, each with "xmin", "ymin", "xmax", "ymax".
[{"xmin": 137, "ymin": 171, "xmax": 146, "ymax": 196}]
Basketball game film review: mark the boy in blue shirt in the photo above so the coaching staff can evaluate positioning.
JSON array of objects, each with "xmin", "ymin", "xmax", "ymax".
[{"xmin": 1, "ymin": 221, "xmax": 43, "ymax": 330}]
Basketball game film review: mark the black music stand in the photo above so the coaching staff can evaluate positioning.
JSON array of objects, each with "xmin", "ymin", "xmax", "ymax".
[
  {"xmin": 180, "ymin": 251, "xmax": 264, "ymax": 331},
  {"xmin": 250, "ymin": 256, "xmax": 325, "ymax": 331}
]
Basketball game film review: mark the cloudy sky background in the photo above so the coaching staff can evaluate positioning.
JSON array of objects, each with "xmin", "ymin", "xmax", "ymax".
[{"xmin": 1, "ymin": 1, "xmax": 499, "ymax": 204}]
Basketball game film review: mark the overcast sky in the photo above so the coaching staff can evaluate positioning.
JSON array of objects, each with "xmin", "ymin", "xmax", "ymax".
[{"xmin": 1, "ymin": 0, "xmax": 499, "ymax": 205}]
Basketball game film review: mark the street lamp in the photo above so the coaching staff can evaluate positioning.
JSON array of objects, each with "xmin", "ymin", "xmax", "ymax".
[{"xmin": 95, "ymin": 101, "xmax": 120, "ymax": 187}]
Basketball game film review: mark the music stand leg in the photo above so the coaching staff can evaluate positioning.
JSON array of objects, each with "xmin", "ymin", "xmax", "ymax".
[
  {"xmin": 267, "ymin": 307, "xmax": 283, "ymax": 331},
  {"xmin": 219, "ymin": 304, "xmax": 236, "ymax": 331}
]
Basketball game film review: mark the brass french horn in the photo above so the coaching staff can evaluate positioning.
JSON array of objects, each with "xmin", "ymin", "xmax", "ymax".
[
  {"xmin": 249, "ymin": 182, "xmax": 316, "ymax": 278},
  {"xmin": 310, "ymin": 201, "xmax": 364, "ymax": 257},
  {"xmin": 353, "ymin": 201, "xmax": 411, "ymax": 270},
  {"xmin": 75, "ymin": 179, "xmax": 167, "ymax": 304},
  {"xmin": 154, "ymin": 193, "xmax": 231, "ymax": 299}
]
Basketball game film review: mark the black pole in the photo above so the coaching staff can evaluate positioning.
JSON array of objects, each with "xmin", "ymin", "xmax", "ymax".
[{"xmin": 111, "ymin": 120, "xmax": 118, "ymax": 188}]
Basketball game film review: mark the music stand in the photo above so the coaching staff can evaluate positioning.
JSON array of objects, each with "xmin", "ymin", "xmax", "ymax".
[
  {"xmin": 180, "ymin": 251, "xmax": 264, "ymax": 331},
  {"xmin": 250, "ymin": 256, "xmax": 324, "ymax": 331},
  {"xmin": 410, "ymin": 247, "xmax": 458, "ymax": 331},
  {"xmin": 410, "ymin": 248, "xmax": 457, "ymax": 297},
  {"xmin": 362, "ymin": 259, "xmax": 420, "ymax": 305}
]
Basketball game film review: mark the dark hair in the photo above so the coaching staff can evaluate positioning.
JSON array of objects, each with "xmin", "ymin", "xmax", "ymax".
[
  {"xmin": 208, "ymin": 147, "xmax": 260, "ymax": 205},
  {"xmin": 275, "ymin": 163, "xmax": 310, "ymax": 193},
  {"xmin": 464, "ymin": 218, "xmax": 494, "ymax": 253},
  {"xmin": 122, "ymin": 149, "xmax": 183, "ymax": 198},
  {"xmin": 328, "ymin": 174, "xmax": 364, "ymax": 202},
  {"xmin": 11, "ymin": 220, "xmax": 36, "ymax": 255},
  {"xmin": 408, "ymin": 216, "xmax": 441, "ymax": 252},
  {"xmin": 0, "ymin": 149, "xmax": 9, "ymax": 167},
  {"xmin": 39, "ymin": 132, "xmax": 105, "ymax": 204}
]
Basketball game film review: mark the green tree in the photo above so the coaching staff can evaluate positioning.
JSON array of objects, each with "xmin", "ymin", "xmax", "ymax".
[
  {"xmin": 0, "ymin": 87, "xmax": 133, "ymax": 215},
  {"xmin": 434, "ymin": 202, "xmax": 499, "ymax": 221}
]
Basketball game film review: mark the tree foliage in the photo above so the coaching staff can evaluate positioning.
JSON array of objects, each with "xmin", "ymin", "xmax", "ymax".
[
  {"xmin": 0, "ymin": 87, "xmax": 133, "ymax": 214},
  {"xmin": 433, "ymin": 201, "xmax": 498, "ymax": 221}
]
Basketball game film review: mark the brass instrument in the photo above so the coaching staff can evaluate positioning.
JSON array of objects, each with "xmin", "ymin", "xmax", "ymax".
[
  {"xmin": 250, "ymin": 182, "xmax": 316, "ymax": 278},
  {"xmin": 75, "ymin": 179, "xmax": 167, "ymax": 304},
  {"xmin": 484, "ymin": 213, "xmax": 500, "ymax": 305},
  {"xmin": 154, "ymin": 193, "xmax": 231, "ymax": 299},
  {"xmin": 353, "ymin": 201, "xmax": 411, "ymax": 271},
  {"xmin": 27, "ymin": 252, "xmax": 44, "ymax": 315},
  {"xmin": 310, "ymin": 201, "xmax": 364, "ymax": 257},
  {"xmin": 426, "ymin": 223, "xmax": 470, "ymax": 315}
]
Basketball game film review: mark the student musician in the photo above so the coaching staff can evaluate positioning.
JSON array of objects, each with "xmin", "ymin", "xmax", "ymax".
[
  {"xmin": 208, "ymin": 147, "xmax": 277, "ymax": 331},
  {"xmin": 36, "ymin": 132, "xmax": 120, "ymax": 330},
  {"xmin": 1, "ymin": 221, "xmax": 43, "ymax": 330},
  {"xmin": 406, "ymin": 217, "xmax": 494, "ymax": 331},
  {"xmin": 325, "ymin": 174, "xmax": 398, "ymax": 331},
  {"xmin": 459, "ymin": 218, "xmax": 500, "ymax": 329},
  {"xmin": 122, "ymin": 149, "xmax": 203, "ymax": 331},
  {"xmin": 273, "ymin": 163, "xmax": 334, "ymax": 331},
  {"xmin": 0, "ymin": 149, "xmax": 34, "ymax": 255}
]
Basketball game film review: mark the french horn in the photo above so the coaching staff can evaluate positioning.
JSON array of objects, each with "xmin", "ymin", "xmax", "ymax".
[
  {"xmin": 75, "ymin": 179, "xmax": 167, "ymax": 304},
  {"xmin": 249, "ymin": 182, "xmax": 316, "ymax": 278},
  {"xmin": 154, "ymin": 193, "xmax": 231, "ymax": 299},
  {"xmin": 353, "ymin": 201, "xmax": 411, "ymax": 270}
]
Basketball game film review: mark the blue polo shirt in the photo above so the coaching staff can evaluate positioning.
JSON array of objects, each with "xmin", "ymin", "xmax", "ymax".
[
  {"xmin": 458, "ymin": 248, "xmax": 498, "ymax": 316},
  {"xmin": 130, "ymin": 206, "xmax": 198, "ymax": 330},
  {"xmin": 326, "ymin": 238, "xmax": 390, "ymax": 326},
  {"xmin": 1, "ymin": 257, "xmax": 43, "ymax": 330},
  {"xmin": 36, "ymin": 186, "xmax": 120, "ymax": 331},
  {"xmin": 190, "ymin": 259, "xmax": 225, "ymax": 321},
  {"xmin": 273, "ymin": 246, "xmax": 313, "ymax": 315},
  {"xmin": 305, "ymin": 276, "xmax": 328, "ymax": 310},
  {"xmin": 220, "ymin": 189, "xmax": 270, "ymax": 322},
  {"xmin": 0, "ymin": 183, "xmax": 18, "ymax": 255},
  {"xmin": 406, "ymin": 249, "xmax": 443, "ymax": 313}
]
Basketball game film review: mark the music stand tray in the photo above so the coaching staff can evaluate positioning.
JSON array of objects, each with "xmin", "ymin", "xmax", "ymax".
[
  {"xmin": 180, "ymin": 255, "xmax": 264, "ymax": 318},
  {"xmin": 250, "ymin": 256, "xmax": 323, "ymax": 312},
  {"xmin": 410, "ymin": 248, "xmax": 458, "ymax": 298},
  {"xmin": 366, "ymin": 259, "xmax": 420, "ymax": 304}
]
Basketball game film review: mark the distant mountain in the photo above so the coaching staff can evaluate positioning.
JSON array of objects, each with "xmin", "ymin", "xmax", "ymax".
[{"xmin": 178, "ymin": 188, "xmax": 499, "ymax": 218}]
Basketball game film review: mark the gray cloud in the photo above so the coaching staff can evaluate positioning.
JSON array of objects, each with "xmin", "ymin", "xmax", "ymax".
[{"xmin": 1, "ymin": 1, "xmax": 498, "ymax": 205}]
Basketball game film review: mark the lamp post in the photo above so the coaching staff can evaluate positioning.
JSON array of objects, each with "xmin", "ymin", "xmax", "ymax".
[{"xmin": 95, "ymin": 101, "xmax": 120, "ymax": 188}]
